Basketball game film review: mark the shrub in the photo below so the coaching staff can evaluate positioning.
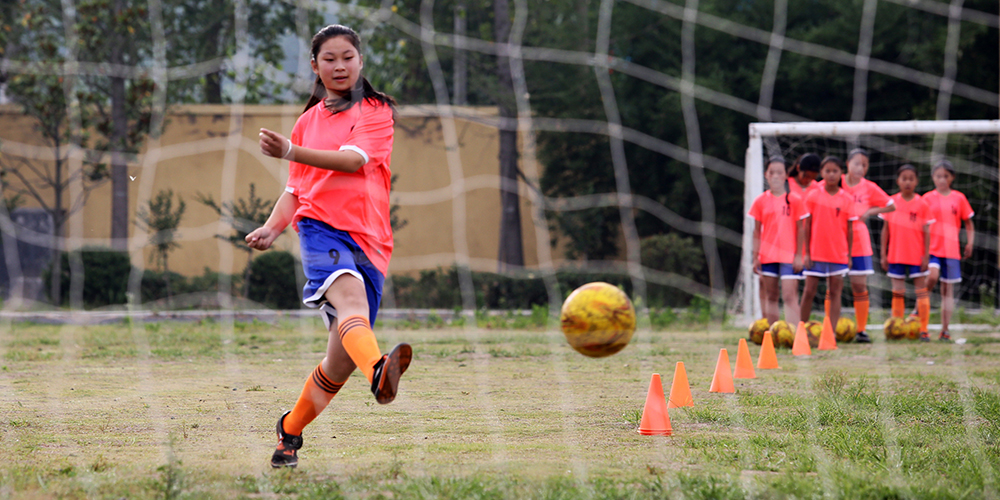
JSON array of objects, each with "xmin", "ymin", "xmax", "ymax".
[
  {"xmin": 247, "ymin": 251, "xmax": 302, "ymax": 309},
  {"xmin": 44, "ymin": 247, "xmax": 132, "ymax": 308},
  {"xmin": 640, "ymin": 233, "xmax": 706, "ymax": 307}
]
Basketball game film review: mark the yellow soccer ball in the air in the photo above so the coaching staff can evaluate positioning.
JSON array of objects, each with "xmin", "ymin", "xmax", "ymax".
[
  {"xmin": 903, "ymin": 316, "xmax": 921, "ymax": 340},
  {"xmin": 805, "ymin": 320, "xmax": 823, "ymax": 348},
  {"xmin": 770, "ymin": 320, "xmax": 794, "ymax": 348},
  {"xmin": 560, "ymin": 282, "xmax": 636, "ymax": 358},
  {"xmin": 835, "ymin": 317, "xmax": 857, "ymax": 343},
  {"xmin": 884, "ymin": 317, "xmax": 907, "ymax": 340},
  {"xmin": 748, "ymin": 318, "xmax": 771, "ymax": 345}
]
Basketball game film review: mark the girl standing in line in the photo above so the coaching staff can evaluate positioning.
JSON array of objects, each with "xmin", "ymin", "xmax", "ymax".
[
  {"xmin": 247, "ymin": 24, "xmax": 411, "ymax": 468},
  {"xmin": 880, "ymin": 165, "xmax": 934, "ymax": 341},
  {"xmin": 922, "ymin": 160, "xmax": 975, "ymax": 342},
  {"xmin": 800, "ymin": 156, "xmax": 856, "ymax": 331},
  {"xmin": 788, "ymin": 152, "xmax": 821, "ymax": 198},
  {"xmin": 749, "ymin": 156, "xmax": 805, "ymax": 326},
  {"xmin": 834, "ymin": 149, "xmax": 895, "ymax": 343}
]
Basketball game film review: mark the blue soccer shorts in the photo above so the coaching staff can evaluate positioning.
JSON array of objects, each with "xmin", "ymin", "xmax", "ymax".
[{"xmin": 298, "ymin": 217, "xmax": 384, "ymax": 328}]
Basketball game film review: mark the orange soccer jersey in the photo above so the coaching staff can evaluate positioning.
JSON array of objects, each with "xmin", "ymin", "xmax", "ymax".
[
  {"xmin": 842, "ymin": 177, "xmax": 892, "ymax": 257},
  {"xmin": 880, "ymin": 194, "xmax": 934, "ymax": 266},
  {"xmin": 788, "ymin": 179, "xmax": 817, "ymax": 198},
  {"xmin": 748, "ymin": 191, "xmax": 805, "ymax": 264},
  {"xmin": 286, "ymin": 100, "xmax": 395, "ymax": 276},
  {"xmin": 804, "ymin": 188, "xmax": 857, "ymax": 264},
  {"xmin": 922, "ymin": 190, "xmax": 974, "ymax": 260}
]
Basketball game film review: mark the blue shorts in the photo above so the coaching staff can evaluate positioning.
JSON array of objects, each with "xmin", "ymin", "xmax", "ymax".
[
  {"xmin": 760, "ymin": 263, "xmax": 803, "ymax": 280},
  {"xmin": 804, "ymin": 261, "xmax": 849, "ymax": 277},
  {"xmin": 848, "ymin": 255, "xmax": 874, "ymax": 276},
  {"xmin": 298, "ymin": 217, "xmax": 384, "ymax": 327},
  {"xmin": 886, "ymin": 263, "xmax": 928, "ymax": 279},
  {"xmin": 929, "ymin": 255, "xmax": 961, "ymax": 283}
]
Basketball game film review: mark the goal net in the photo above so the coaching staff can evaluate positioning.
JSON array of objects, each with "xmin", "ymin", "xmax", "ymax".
[{"xmin": 734, "ymin": 120, "xmax": 1000, "ymax": 328}]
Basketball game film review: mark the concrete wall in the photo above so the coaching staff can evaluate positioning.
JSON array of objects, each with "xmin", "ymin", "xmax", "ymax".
[{"xmin": 0, "ymin": 104, "xmax": 561, "ymax": 278}]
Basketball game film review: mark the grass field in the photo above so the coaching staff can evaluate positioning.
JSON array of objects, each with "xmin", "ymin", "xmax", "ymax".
[{"xmin": 1, "ymin": 314, "xmax": 999, "ymax": 499}]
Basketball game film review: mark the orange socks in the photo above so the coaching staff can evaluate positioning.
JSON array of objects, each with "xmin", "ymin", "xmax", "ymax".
[
  {"xmin": 891, "ymin": 291, "xmax": 905, "ymax": 318},
  {"xmin": 854, "ymin": 291, "xmax": 869, "ymax": 332},
  {"xmin": 283, "ymin": 364, "xmax": 345, "ymax": 436},
  {"xmin": 338, "ymin": 315, "xmax": 382, "ymax": 383},
  {"xmin": 916, "ymin": 288, "xmax": 930, "ymax": 332}
]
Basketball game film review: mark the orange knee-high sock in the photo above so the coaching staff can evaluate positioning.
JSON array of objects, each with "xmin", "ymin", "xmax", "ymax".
[
  {"xmin": 854, "ymin": 290, "xmax": 870, "ymax": 332},
  {"xmin": 283, "ymin": 364, "xmax": 345, "ymax": 436},
  {"xmin": 338, "ymin": 315, "xmax": 382, "ymax": 383},
  {"xmin": 824, "ymin": 289, "xmax": 831, "ymax": 318},
  {"xmin": 891, "ymin": 291, "xmax": 905, "ymax": 318},
  {"xmin": 916, "ymin": 288, "xmax": 930, "ymax": 332}
]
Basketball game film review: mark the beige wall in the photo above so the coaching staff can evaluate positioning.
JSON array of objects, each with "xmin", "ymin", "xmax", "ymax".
[{"xmin": 0, "ymin": 104, "xmax": 561, "ymax": 277}]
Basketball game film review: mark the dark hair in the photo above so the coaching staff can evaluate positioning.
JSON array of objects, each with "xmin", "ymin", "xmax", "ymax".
[
  {"xmin": 304, "ymin": 25, "xmax": 396, "ymax": 115},
  {"xmin": 933, "ymin": 159, "xmax": 956, "ymax": 178},
  {"xmin": 820, "ymin": 156, "xmax": 844, "ymax": 187},
  {"xmin": 896, "ymin": 164, "xmax": 917, "ymax": 177},
  {"xmin": 847, "ymin": 148, "xmax": 869, "ymax": 162},
  {"xmin": 789, "ymin": 153, "xmax": 821, "ymax": 178}
]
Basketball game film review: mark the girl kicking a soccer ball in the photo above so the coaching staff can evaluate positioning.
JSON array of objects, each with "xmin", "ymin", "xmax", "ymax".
[{"xmin": 247, "ymin": 24, "xmax": 411, "ymax": 468}]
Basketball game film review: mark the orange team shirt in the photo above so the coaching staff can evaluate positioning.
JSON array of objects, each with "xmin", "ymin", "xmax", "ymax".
[
  {"xmin": 820, "ymin": 176, "xmax": 893, "ymax": 257},
  {"xmin": 788, "ymin": 179, "xmax": 817, "ymax": 198},
  {"xmin": 803, "ymin": 188, "xmax": 857, "ymax": 264},
  {"xmin": 922, "ymin": 190, "xmax": 974, "ymax": 259},
  {"xmin": 286, "ymin": 99, "xmax": 395, "ymax": 276},
  {"xmin": 748, "ymin": 191, "xmax": 805, "ymax": 264},
  {"xmin": 879, "ymin": 194, "xmax": 934, "ymax": 266}
]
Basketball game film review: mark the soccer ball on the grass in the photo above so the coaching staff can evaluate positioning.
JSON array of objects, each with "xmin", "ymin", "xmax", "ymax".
[
  {"xmin": 560, "ymin": 282, "xmax": 636, "ymax": 358},
  {"xmin": 748, "ymin": 318, "xmax": 771, "ymax": 345},
  {"xmin": 835, "ymin": 317, "xmax": 857, "ymax": 343},
  {"xmin": 805, "ymin": 320, "xmax": 822, "ymax": 348},
  {"xmin": 771, "ymin": 320, "xmax": 794, "ymax": 348},
  {"xmin": 884, "ymin": 317, "xmax": 907, "ymax": 340},
  {"xmin": 903, "ymin": 316, "xmax": 922, "ymax": 340}
]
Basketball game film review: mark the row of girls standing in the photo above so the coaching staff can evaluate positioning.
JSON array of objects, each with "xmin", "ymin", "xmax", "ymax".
[{"xmin": 749, "ymin": 150, "xmax": 974, "ymax": 343}]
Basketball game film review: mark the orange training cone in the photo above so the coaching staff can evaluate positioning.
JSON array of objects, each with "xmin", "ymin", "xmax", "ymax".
[
  {"xmin": 818, "ymin": 316, "xmax": 838, "ymax": 350},
  {"xmin": 709, "ymin": 349, "xmax": 735, "ymax": 393},
  {"xmin": 757, "ymin": 330, "xmax": 781, "ymax": 369},
  {"xmin": 734, "ymin": 338, "xmax": 756, "ymax": 379},
  {"xmin": 638, "ymin": 373, "xmax": 672, "ymax": 435},
  {"xmin": 792, "ymin": 321, "xmax": 812, "ymax": 356},
  {"xmin": 667, "ymin": 362, "xmax": 694, "ymax": 408}
]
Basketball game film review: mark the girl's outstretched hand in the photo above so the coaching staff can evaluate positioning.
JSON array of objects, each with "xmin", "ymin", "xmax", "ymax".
[
  {"xmin": 259, "ymin": 128, "xmax": 292, "ymax": 160},
  {"xmin": 246, "ymin": 226, "xmax": 278, "ymax": 250}
]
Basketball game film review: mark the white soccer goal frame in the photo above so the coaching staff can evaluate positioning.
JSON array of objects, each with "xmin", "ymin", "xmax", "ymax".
[{"xmin": 739, "ymin": 119, "xmax": 1000, "ymax": 326}]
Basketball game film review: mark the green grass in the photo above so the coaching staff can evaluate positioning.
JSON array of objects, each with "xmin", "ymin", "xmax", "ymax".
[{"xmin": 0, "ymin": 319, "xmax": 998, "ymax": 499}]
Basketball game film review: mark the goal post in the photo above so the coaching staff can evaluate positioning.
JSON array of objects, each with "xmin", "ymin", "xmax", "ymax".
[{"xmin": 737, "ymin": 119, "xmax": 1000, "ymax": 327}]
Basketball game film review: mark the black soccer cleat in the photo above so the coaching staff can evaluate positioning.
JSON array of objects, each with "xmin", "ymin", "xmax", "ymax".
[
  {"xmin": 371, "ymin": 343, "xmax": 412, "ymax": 404},
  {"xmin": 919, "ymin": 332, "xmax": 930, "ymax": 342},
  {"xmin": 939, "ymin": 331, "xmax": 951, "ymax": 342},
  {"xmin": 271, "ymin": 411, "xmax": 303, "ymax": 468},
  {"xmin": 855, "ymin": 331, "xmax": 871, "ymax": 344}
]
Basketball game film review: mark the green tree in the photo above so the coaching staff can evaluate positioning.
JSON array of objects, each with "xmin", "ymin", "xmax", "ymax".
[
  {"xmin": 164, "ymin": 0, "xmax": 319, "ymax": 104},
  {"xmin": 134, "ymin": 189, "xmax": 186, "ymax": 301},
  {"xmin": 0, "ymin": 1, "xmax": 111, "ymax": 304},
  {"xmin": 196, "ymin": 183, "xmax": 274, "ymax": 297}
]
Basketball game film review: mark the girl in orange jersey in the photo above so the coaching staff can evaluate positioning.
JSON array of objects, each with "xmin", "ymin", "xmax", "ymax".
[
  {"xmin": 839, "ymin": 149, "xmax": 895, "ymax": 343},
  {"xmin": 922, "ymin": 160, "xmax": 975, "ymax": 342},
  {"xmin": 749, "ymin": 156, "xmax": 805, "ymax": 325},
  {"xmin": 247, "ymin": 25, "xmax": 410, "ymax": 468},
  {"xmin": 879, "ymin": 165, "xmax": 934, "ymax": 341},
  {"xmin": 800, "ymin": 156, "xmax": 856, "ymax": 329},
  {"xmin": 788, "ymin": 152, "xmax": 821, "ymax": 198}
]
